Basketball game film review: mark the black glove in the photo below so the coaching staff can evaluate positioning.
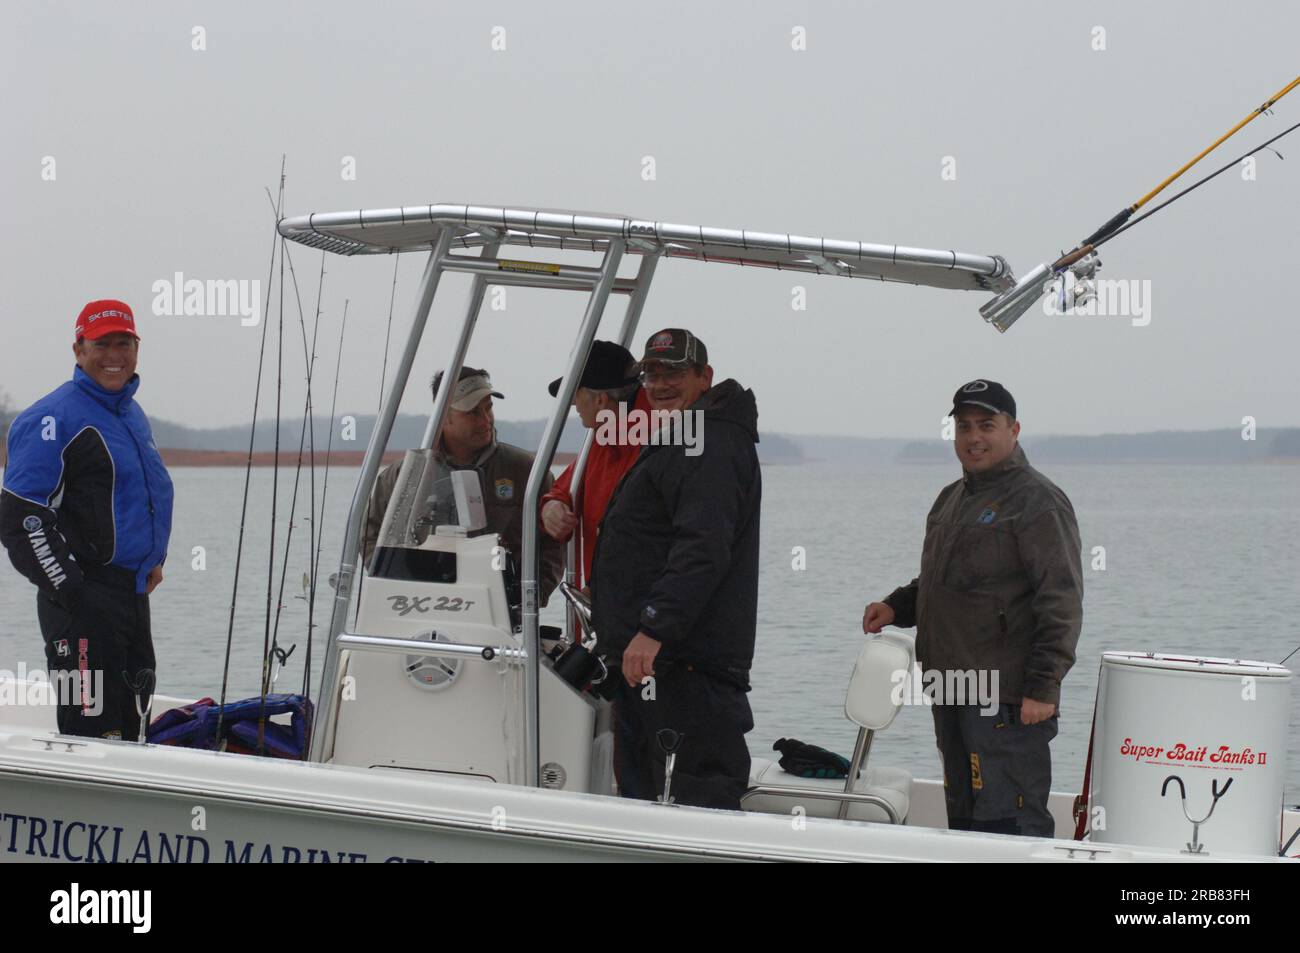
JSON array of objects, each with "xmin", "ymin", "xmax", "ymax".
[{"xmin": 773, "ymin": 737, "xmax": 852, "ymax": 779}]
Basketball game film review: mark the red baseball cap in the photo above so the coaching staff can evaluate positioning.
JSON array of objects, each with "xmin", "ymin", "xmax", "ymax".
[{"xmin": 75, "ymin": 299, "xmax": 139, "ymax": 342}]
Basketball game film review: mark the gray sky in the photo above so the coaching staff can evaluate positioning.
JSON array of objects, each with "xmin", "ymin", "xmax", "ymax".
[{"xmin": 4, "ymin": 0, "xmax": 1298, "ymax": 439}]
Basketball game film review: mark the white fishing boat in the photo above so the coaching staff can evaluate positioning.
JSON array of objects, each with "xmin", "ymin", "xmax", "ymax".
[{"xmin": 1, "ymin": 203, "xmax": 1294, "ymax": 863}]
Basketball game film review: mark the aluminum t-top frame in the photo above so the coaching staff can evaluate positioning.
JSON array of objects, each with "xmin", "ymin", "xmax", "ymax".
[{"xmin": 278, "ymin": 203, "xmax": 1016, "ymax": 785}]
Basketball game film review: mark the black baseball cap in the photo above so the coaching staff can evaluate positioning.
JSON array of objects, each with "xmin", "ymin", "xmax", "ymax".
[
  {"xmin": 950, "ymin": 379, "xmax": 1016, "ymax": 419},
  {"xmin": 547, "ymin": 340, "xmax": 639, "ymax": 397},
  {"xmin": 638, "ymin": 328, "xmax": 708, "ymax": 368}
]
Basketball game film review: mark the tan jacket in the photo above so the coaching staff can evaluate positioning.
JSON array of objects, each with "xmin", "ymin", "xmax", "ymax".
[
  {"xmin": 884, "ymin": 444, "xmax": 1083, "ymax": 706},
  {"xmin": 361, "ymin": 436, "xmax": 565, "ymax": 605}
]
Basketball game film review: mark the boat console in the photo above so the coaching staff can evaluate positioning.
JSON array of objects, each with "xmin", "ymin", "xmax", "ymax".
[{"xmin": 322, "ymin": 451, "xmax": 614, "ymax": 794}]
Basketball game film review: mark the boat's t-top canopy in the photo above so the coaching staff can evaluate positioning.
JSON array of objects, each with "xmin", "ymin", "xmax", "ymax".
[
  {"xmin": 279, "ymin": 201, "xmax": 1023, "ymax": 780},
  {"xmin": 278, "ymin": 203, "xmax": 1016, "ymax": 294}
]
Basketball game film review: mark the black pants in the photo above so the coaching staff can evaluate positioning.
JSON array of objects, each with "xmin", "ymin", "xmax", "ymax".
[
  {"xmin": 932, "ymin": 702, "xmax": 1058, "ymax": 837},
  {"xmin": 615, "ymin": 663, "xmax": 754, "ymax": 810},
  {"xmin": 35, "ymin": 574, "xmax": 155, "ymax": 741}
]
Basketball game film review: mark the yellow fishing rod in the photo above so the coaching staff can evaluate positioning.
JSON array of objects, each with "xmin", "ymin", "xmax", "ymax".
[
  {"xmin": 1054, "ymin": 74, "xmax": 1300, "ymax": 270},
  {"xmin": 982, "ymin": 74, "xmax": 1300, "ymax": 331}
]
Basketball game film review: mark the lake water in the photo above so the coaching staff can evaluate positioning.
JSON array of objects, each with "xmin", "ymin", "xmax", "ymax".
[{"xmin": 2, "ymin": 460, "xmax": 1297, "ymax": 798}]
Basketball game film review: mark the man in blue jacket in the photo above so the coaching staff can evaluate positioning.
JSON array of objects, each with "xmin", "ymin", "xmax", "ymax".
[
  {"xmin": 592, "ymin": 328, "xmax": 761, "ymax": 809},
  {"xmin": 1, "ymin": 300, "xmax": 174, "ymax": 741}
]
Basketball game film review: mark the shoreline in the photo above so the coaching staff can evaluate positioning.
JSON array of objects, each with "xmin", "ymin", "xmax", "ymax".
[
  {"xmin": 152, "ymin": 449, "xmax": 1297, "ymax": 467},
  {"xmin": 157, "ymin": 449, "xmax": 580, "ymax": 467}
]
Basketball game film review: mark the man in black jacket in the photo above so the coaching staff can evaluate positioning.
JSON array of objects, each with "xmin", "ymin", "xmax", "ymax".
[{"xmin": 591, "ymin": 328, "xmax": 761, "ymax": 810}]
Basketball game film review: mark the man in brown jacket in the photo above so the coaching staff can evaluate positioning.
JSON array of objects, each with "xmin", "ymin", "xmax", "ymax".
[
  {"xmin": 361, "ymin": 366, "xmax": 564, "ymax": 607},
  {"xmin": 863, "ymin": 379, "xmax": 1083, "ymax": 837}
]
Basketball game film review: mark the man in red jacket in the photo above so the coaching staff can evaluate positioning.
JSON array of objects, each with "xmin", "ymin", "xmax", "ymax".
[{"xmin": 540, "ymin": 341, "xmax": 648, "ymax": 587}]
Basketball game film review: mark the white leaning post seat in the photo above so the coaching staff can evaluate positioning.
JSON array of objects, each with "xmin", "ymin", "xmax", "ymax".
[{"xmin": 743, "ymin": 631, "xmax": 915, "ymax": 824}]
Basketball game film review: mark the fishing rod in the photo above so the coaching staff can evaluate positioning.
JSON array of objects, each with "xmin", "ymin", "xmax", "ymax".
[
  {"xmin": 378, "ymin": 256, "xmax": 400, "ymax": 410},
  {"xmin": 303, "ymin": 297, "xmax": 348, "ymax": 710},
  {"xmin": 353, "ymin": 261, "xmax": 403, "ymax": 636},
  {"xmin": 302, "ymin": 253, "xmax": 325, "ymax": 681},
  {"xmin": 215, "ymin": 160, "xmax": 285, "ymax": 750},
  {"xmin": 345, "ymin": 258, "xmax": 400, "ymax": 647},
  {"xmin": 294, "ymin": 252, "xmax": 326, "ymax": 714},
  {"xmin": 255, "ymin": 182, "xmax": 289, "ymax": 755},
  {"xmin": 1071, "ymin": 116, "xmax": 1299, "ymax": 259},
  {"xmin": 1063, "ymin": 74, "xmax": 1300, "ymax": 259},
  {"xmin": 982, "ymin": 74, "xmax": 1300, "ymax": 331},
  {"xmin": 261, "ymin": 237, "xmax": 322, "ymax": 705}
]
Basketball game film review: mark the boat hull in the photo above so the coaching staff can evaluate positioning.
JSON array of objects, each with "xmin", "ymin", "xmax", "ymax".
[{"xmin": 1, "ymin": 727, "xmax": 1286, "ymax": 863}]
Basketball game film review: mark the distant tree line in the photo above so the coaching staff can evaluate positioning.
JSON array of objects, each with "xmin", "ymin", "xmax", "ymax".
[{"xmin": 898, "ymin": 428, "xmax": 1300, "ymax": 463}]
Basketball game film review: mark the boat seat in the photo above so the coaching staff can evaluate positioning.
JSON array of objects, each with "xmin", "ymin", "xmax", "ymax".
[
  {"xmin": 743, "ymin": 630, "xmax": 915, "ymax": 824},
  {"xmin": 744, "ymin": 758, "xmax": 911, "ymax": 823}
]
